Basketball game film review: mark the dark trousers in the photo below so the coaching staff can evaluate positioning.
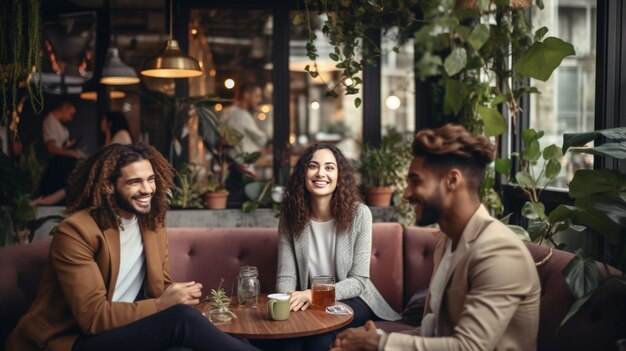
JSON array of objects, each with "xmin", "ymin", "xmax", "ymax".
[
  {"xmin": 251, "ymin": 297, "xmax": 377, "ymax": 351},
  {"xmin": 72, "ymin": 305, "xmax": 260, "ymax": 351}
]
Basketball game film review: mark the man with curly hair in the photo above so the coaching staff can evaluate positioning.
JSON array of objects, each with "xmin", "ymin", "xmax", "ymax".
[
  {"xmin": 333, "ymin": 124, "xmax": 540, "ymax": 351},
  {"xmin": 7, "ymin": 143, "xmax": 259, "ymax": 351}
]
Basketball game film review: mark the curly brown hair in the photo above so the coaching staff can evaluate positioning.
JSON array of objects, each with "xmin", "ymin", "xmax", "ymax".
[
  {"xmin": 280, "ymin": 144, "xmax": 362, "ymax": 238},
  {"xmin": 412, "ymin": 124, "xmax": 496, "ymax": 193},
  {"xmin": 65, "ymin": 143, "xmax": 174, "ymax": 231}
]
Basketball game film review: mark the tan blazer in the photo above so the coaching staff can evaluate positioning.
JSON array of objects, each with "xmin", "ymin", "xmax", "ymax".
[
  {"xmin": 384, "ymin": 205, "xmax": 541, "ymax": 351},
  {"xmin": 6, "ymin": 210, "xmax": 172, "ymax": 351}
]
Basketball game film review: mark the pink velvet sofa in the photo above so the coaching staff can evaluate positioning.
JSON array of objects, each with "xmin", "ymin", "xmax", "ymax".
[{"xmin": 1, "ymin": 224, "xmax": 624, "ymax": 350}]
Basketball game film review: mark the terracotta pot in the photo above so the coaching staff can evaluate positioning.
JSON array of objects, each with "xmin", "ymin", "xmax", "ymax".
[
  {"xmin": 456, "ymin": 0, "xmax": 531, "ymax": 10},
  {"xmin": 365, "ymin": 187, "xmax": 394, "ymax": 207},
  {"xmin": 203, "ymin": 191, "xmax": 228, "ymax": 209}
]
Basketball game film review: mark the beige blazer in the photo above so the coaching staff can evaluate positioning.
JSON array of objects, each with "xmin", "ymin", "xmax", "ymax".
[
  {"xmin": 384, "ymin": 205, "xmax": 540, "ymax": 351},
  {"xmin": 6, "ymin": 210, "xmax": 171, "ymax": 351}
]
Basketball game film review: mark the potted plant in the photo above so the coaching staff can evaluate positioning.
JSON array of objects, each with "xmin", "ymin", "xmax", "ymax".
[
  {"xmin": 203, "ymin": 278, "xmax": 237, "ymax": 325},
  {"xmin": 356, "ymin": 129, "xmax": 411, "ymax": 207},
  {"xmin": 168, "ymin": 163, "xmax": 204, "ymax": 209}
]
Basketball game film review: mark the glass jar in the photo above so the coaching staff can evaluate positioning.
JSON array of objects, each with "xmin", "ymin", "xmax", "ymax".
[{"xmin": 237, "ymin": 265, "xmax": 260, "ymax": 307}]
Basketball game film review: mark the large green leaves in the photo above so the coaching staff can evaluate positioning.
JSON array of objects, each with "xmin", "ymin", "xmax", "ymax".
[
  {"xmin": 568, "ymin": 143, "xmax": 626, "ymax": 159},
  {"xmin": 562, "ymin": 249, "xmax": 602, "ymax": 299},
  {"xmin": 563, "ymin": 127, "xmax": 626, "ymax": 153},
  {"xmin": 444, "ymin": 47, "xmax": 467, "ymax": 76},
  {"xmin": 515, "ymin": 37, "xmax": 575, "ymax": 81},
  {"xmin": 569, "ymin": 169, "xmax": 626, "ymax": 198},
  {"xmin": 477, "ymin": 105, "xmax": 506, "ymax": 136},
  {"xmin": 444, "ymin": 79, "xmax": 470, "ymax": 115},
  {"xmin": 468, "ymin": 24, "xmax": 490, "ymax": 50}
]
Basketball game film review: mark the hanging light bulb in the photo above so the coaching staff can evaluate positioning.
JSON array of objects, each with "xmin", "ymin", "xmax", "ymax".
[
  {"xmin": 101, "ymin": 47, "xmax": 140, "ymax": 85},
  {"xmin": 141, "ymin": 0, "xmax": 202, "ymax": 78},
  {"xmin": 385, "ymin": 95, "xmax": 401, "ymax": 110}
]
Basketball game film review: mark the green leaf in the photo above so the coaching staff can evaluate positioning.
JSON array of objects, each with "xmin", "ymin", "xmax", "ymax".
[
  {"xmin": 329, "ymin": 53, "xmax": 340, "ymax": 61},
  {"xmin": 495, "ymin": 158, "xmax": 512, "ymax": 175},
  {"xmin": 563, "ymin": 127, "xmax": 626, "ymax": 153},
  {"xmin": 515, "ymin": 37, "xmax": 576, "ymax": 81},
  {"xmin": 545, "ymin": 159, "xmax": 562, "ymax": 180},
  {"xmin": 415, "ymin": 52, "xmax": 443, "ymax": 81},
  {"xmin": 444, "ymin": 47, "xmax": 468, "ymax": 76},
  {"xmin": 242, "ymin": 201, "xmax": 259, "ymax": 213},
  {"xmin": 569, "ymin": 169, "xmax": 626, "ymax": 198},
  {"xmin": 559, "ymin": 292, "xmax": 594, "ymax": 332},
  {"xmin": 536, "ymin": 0, "xmax": 545, "ymax": 10},
  {"xmin": 543, "ymin": 144, "xmax": 563, "ymax": 160},
  {"xmin": 508, "ymin": 225, "xmax": 531, "ymax": 241},
  {"xmin": 468, "ymin": 24, "xmax": 490, "ymax": 51},
  {"xmin": 456, "ymin": 25, "xmax": 471, "ymax": 42},
  {"xmin": 444, "ymin": 79, "xmax": 470, "ymax": 115},
  {"xmin": 568, "ymin": 142, "xmax": 626, "ymax": 159},
  {"xmin": 562, "ymin": 250, "xmax": 602, "ymax": 299},
  {"xmin": 515, "ymin": 171, "xmax": 535, "ymax": 188},
  {"xmin": 354, "ymin": 97, "xmax": 362, "ymax": 108},
  {"xmin": 534, "ymin": 26, "xmax": 549, "ymax": 41},
  {"xmin": 476, "ymin": 105, "xmax": 506, "ymax": 136},
  {"xmin": 490, "ymin": 94, "xmax": 508, "ymax": 107},
  {"xmin": 524, "ymin": 140, "xmax": 541, "ymax": 161},
  {"xmin": 573, "ymin": 197, "xmax": 622, "ymax": 244},
  {"xmin": 548, "ymin": 205, "xmax": 580, "ymax": 223},
  {"xmin": 528, "ymin": 221, "xmax": 547, "ymax": 241},
  {"xmin": 522, "ymin": 201, "xmax": 545, "ymax": 220}
]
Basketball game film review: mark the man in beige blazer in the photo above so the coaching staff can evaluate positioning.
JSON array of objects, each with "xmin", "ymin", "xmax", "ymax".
[
  {"xmin": 333, "ymin": 124, "xmax": 540, "ymax": 351},
  {"xmin": 6, "ymin": 144, "xmax": 258, "ymax": 351}
]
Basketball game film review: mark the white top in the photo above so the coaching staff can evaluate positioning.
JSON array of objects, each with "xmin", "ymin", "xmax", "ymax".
[
  {"xmin": 112, "ymin": 216, "xmax": 146, "ymax": 302},
  {"xmin": 422, "ymin": 240, "xmax": 454, "ymax": 337},
  {"xmin": 111, "ymin": 129, "xmax": 132, "ymax": 145},
  {"xmin": 42, "ymin": 113, "xmax": 70, "ymax": 148},
  {"xmin": 308, "ymin": 219, "xmax": 337, "ymax": 279},
  {"xmin": 222, "ymin": 106, "xmax": 268, "ymax": 154}
]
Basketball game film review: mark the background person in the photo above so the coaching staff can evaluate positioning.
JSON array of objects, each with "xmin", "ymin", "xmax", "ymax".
[
  {"xmin": 272, "ymin": 143, "xmax": 400, "ymax": 351},
  {"xmin": 7, "ymin": 143, "xmax": 260, "ymax": 351},
  {"xmin": 101, "ymin": 111, "xmax": 132, "ymax": 145},
  {"xmin": 332, "ymin": 124, "xmax": 540, "ymax": 351},
  {"xmin": 42, "ymin": 100, "xmax": 82, "ymax": 159}
]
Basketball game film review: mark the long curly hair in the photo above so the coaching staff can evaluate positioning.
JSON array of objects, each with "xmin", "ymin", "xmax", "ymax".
[
  {"xmin": 65, "ymin": 143, "xmax": 174, "ymax": 231},
  {"xmin": 411, "ymin": 124, "xmax": 495, "ymax": 193},
  {"xmin": 280, "ymin": 144, "xmax": 361, "ymax": 238}
]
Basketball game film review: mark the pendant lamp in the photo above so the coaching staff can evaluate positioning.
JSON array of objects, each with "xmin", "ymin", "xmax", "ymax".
[
  {"xmin": 101, "ymin": 47, "xmax": 140, "ymax": 85},
  {"xmin": 141, "ymin": 0, "xmax": 202, "ymax": 78}
]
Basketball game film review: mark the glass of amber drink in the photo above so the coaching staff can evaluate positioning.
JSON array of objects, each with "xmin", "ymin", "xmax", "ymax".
[{"xmin": 311, "ymin": 275, "xmax": 335, "ymax": 309}]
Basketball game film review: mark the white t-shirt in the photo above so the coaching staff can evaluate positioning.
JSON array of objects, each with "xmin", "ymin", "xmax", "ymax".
[
  {"xmin": 422, "ymin": 240, "xmax": 454, "ymax": 337},
  {"xmin": 222, "ymin": 106, "xmax": 268, "ymax": 154},
  {"xmin": 112, "ymin": 216, "xmax": 146, "ymax": 302},
  {"xmin": 42, "ymin": 113, "xmax": 70, "ymax": 148},
  {"xmin": 111, "ymin": 129, "xmax": 132, "ymax": 145},
  {"xmin": 308, "ymin": 219, "xmax": 337, "ymax": 279}
]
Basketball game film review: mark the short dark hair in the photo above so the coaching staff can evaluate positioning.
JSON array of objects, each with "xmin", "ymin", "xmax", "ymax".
[
  {"xmin": 411, "ymin": 124, "xmax": 495, "ymax": 193},
  {"xmin": 53, "ymin": 100, "xmax": 74, "ymax": 111},
  {"xmin": 235, "ymin": 82, "xmax": 259, "ymax": 100},
  {"xmin": 104, "ymin": 111, "xmax": 130, "ymax": 138}
]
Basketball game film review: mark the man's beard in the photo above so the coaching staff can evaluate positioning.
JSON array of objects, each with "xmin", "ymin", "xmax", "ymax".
[
  {"xmin": 115, "ymin": 191, "xmax": 151, "ymax": 218},
  {"xmin": 414, "ymin": 187, "xmax": 443, "ymax": 226}
]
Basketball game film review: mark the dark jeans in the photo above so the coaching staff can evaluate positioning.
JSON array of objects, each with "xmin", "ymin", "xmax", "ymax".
[
  {"xmin": 251, "ymin": 297, "xmax": 377, "ymax": 351},
  {"xmin": 72, "ymin": 305, "xmax": 260, "ymax": 351}
]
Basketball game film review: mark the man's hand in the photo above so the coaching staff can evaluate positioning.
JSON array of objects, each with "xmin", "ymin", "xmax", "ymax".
[
  {"xmin": 288, "ymin": 290, "xmax": 312, "ymax": 311},
  {"xmin": 331, "ymin": 320, "xmax": 381, "ymax": 351},
  {"xmin": 156, "ymin": 281, "xmax": 203, "ymax": 311}
]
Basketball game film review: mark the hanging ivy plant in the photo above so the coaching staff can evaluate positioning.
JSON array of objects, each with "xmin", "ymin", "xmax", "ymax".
[{"xmin": 0, "ymin": 0, "xmax": 44, "ymax": 137}]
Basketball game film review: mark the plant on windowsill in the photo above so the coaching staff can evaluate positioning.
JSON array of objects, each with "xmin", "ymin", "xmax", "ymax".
[
  {"xmin": 356, "ymin": 129, "xmax": 412, "ymax": 207},
  {"xmin": 168, "ymin": 163, "xmax": 204, "ymax": 209},
  {"xmin": 203, "ymin": 278, "xmax": 237, "ymax": 325}
]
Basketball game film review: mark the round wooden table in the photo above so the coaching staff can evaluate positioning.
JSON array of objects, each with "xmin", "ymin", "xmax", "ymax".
[{"xmin": 198, "ymin": 294, "xmax": 354, "ymax": 339}]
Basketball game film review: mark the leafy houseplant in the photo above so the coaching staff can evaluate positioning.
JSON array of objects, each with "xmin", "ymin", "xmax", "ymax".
[
  {"xmin": 203, "ymin": 278, "xmax": 237, "ymax": 325},
  {"xmin": 168, "ymin": 163, "xmax": 204, "ymax": 209},
  {"xmin": 356, "ymin": 129, "xmax": 412, "ymax": 207}
]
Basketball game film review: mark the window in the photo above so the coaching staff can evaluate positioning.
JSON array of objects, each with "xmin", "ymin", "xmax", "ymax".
[
  {"xmin": 289, "ymin": 13, "xmax": 363, "ymax": 161},
  {"xmin": 530, "ymin": 0, "xmax": 596, "ymax": 189},
  {"xmin": 381, "ymin": 27, "xmax": 415, "ymax": 139}
]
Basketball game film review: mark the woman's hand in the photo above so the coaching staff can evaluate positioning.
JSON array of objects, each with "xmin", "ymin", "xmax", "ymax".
[{"xmin": 288, "ymin": 289, "xmax": 312, "ymax": 311}]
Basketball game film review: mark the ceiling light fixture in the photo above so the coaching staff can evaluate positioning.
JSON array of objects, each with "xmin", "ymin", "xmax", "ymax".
[
  {"xmin": 101, "ymin": 47, "xmax": 140, "ymax": 85},
  {"xmin": 141, "ymin": 0, "xmax": 202, "ymax": 78}
]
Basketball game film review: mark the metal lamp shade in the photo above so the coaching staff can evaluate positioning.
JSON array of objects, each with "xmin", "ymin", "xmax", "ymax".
[
  {"xmin": 100, "ymin": 47, "xmax": 140, "ymax": 85},
  {"xmin": 141, "ymin": 40, "xmax": 203, "ymax": 78}
]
